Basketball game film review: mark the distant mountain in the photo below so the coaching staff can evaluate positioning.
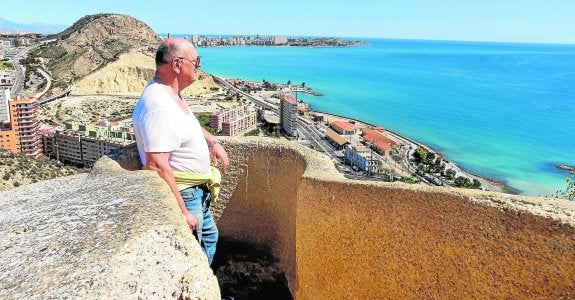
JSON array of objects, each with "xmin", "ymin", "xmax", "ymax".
[{"xmin": 0, "ymin": 17, "xmax": 67, "ymax": 34}]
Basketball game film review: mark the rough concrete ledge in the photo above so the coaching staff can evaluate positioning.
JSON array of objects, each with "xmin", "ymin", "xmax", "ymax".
[{"xmin": 0, "ymin": 156, "xmax": 220, "ymax": 299}]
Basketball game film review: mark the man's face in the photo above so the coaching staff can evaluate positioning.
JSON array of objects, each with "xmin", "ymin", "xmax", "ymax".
[{"xmin": 176, "ymin": 46, "xmax": 201, "ymax": 87}]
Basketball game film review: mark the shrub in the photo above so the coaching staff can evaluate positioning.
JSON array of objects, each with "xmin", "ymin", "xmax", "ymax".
[{"xmin": 556, "ymin": 172, "xmax": 575, "ymax": 201}]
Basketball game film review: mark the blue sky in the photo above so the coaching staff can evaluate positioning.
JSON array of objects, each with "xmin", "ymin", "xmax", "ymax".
[{"xmin": 3, "ymin": 0, "xmax": 575, "ymax": 44}]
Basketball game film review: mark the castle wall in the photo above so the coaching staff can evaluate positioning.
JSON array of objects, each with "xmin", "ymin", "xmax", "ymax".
[
  {"xmin": 296, "ymin": 179, "xmax": 575, "ymax": 299},
  {"xmin": 214, "ymin": 138, "xmax": 575, "ymax": 299},
  {"xmin": 216, "ymin": 140, "xmax": 306, "ymax": 293},
  {"xmin": 2, "ymin": 138, "xmax": 574, "ymax": 299},
  {"xmin": 0, "ymin": 156, "xmax": 220, "ymax": 299}
]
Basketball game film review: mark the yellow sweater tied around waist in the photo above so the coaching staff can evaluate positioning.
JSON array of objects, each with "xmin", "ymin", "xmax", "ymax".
[
  {"xmin": 144, "ymin": 166, "xmax": 222, "ymax": 203},
  {"xmin": 174, "ymin": 166, "xmax": 222, "ymax": 202}
]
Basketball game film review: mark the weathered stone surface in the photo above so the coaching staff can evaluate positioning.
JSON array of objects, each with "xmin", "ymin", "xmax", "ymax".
[
  {"xmin": 2, "ymin": 137, "xmax": 575, "ymax": 299},
  {"xmin": 0, "ymin": 157, "xmax": 220, "ymax": 299},
  {"xmin": 209, "ymin": 138, "xmax": 575, "ymax": 299}
]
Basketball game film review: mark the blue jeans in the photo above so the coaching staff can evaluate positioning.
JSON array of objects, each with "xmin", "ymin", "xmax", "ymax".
[{"xmin": 181, "ymin": 185, "xmax": 218, "ymax": 265}]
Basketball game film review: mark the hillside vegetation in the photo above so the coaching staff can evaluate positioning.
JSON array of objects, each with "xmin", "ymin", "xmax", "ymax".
[{"xmin": 0, "ymin": 149, "xmax": 80, "ymax": 192}]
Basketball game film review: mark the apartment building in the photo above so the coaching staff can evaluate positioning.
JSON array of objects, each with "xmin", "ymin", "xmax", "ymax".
[
  {"xmin": 345, "ymin": 144, "xmax": 381, "ymax": 174},
  {"xmin": 42, "ymin": 120, "xmax": 136, "ymax": 168},
  {"xmin": 274, "ymin": 36, "xmax": 288, "ymax": 45},
  {"xmin": 210, "ymin": 103, "xmax": 257, "ymax": 136},
  {"xmin": 0, "ymin": 95, "xmax": 42, "ymax": 158},
  {"xmin": 279, "ymin": 92, "xmax": 298, "ymax": 137}
]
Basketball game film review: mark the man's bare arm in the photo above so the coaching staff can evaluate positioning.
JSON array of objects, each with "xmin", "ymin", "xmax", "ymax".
[
  {"xmin": 202, "ymin": 128, "xmax": 229, "ymax": 173},
  {"xmin": 145, "ymin": 152, "xmax": 198, "ymax": 230}
]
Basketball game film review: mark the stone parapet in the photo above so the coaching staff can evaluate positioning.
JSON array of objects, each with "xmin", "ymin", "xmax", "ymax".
[
  {"xmin": 218, "ymin": 137, "xmax": 575, "ymax": 299},
  {"xmin": 0, "ymin": 156, "xmax": 220, "ymax": 299},
  {"xmin": 1, "ymin": 137, "xmax": 574, "ymax": 299}
]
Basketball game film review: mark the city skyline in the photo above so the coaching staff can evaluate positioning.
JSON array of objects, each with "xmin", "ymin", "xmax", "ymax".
[{"xmin": 2, "ymin": 0, "xmax": 575, "ymax": 44}]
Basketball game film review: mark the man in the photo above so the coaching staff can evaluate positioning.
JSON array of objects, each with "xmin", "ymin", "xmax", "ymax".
[{"xmin": 132, "ymin": 38, "xmax": 229, "ymax": 265}]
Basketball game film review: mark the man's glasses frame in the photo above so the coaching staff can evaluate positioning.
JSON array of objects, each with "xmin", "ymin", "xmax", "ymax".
[{"xmin": 176, "ymin": 56, "xmax": 201, "ymax": 69}]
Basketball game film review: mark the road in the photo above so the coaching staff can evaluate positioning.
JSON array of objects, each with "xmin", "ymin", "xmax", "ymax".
[{"xmin": 7, "ymin": 40, "xmax": 56, "ymax": 98}]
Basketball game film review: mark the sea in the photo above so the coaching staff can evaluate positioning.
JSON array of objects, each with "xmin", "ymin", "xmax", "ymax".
[{"xmin": 194, "ymin": 37, "xmax": 575, "ymax": 197}]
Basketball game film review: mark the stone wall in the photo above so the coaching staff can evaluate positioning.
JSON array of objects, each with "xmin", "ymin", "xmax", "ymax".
[
  {"xmin": 217, "ymin": 138, "xmax": 575, "ymax": 299},
  {"xmin": 2, "ymin": 137, "xmax": 574, "ymax": 299},
  {"xmin": 0, "ymin": 156, "xmax": 220, "ymax": 299}
]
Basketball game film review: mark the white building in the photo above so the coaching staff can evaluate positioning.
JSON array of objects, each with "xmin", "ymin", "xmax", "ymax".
[
  {"xmin": 279, "ymin": 91, "xmax": 298, "ymax": 137},
  {"xmin": 0, "ymin": 72, "xmax": 14, "ymax": 123},
  {"xmin": 345, "ymin": 144, "xmax": 380, "ymax": 174},
  {"xmin": 274, "ymin": 36, "xmax": 288, "ymax": 45}
]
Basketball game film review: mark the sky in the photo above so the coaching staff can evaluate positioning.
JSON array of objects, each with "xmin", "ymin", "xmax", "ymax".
[{"xmin": 3, "ymin": 0, "xmax": 575, "ymax": 44}]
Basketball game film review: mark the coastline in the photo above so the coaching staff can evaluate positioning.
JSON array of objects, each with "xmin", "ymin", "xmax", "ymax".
[{"xmin": 309, "ymin": 109, "xmax": 512, "ymax": 194}]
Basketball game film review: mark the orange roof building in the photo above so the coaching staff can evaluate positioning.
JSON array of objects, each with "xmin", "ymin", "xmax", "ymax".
[
  {"xmin": 362, "ymin": 127, "xmax": 398, "ymax": 155},
  {"xmin": 324, "ymin": 128, "xmax": 350, "ymax": 150},
  {"xmin": 330, "ymin": 120, "xmax": 357, "ymax": 135}
]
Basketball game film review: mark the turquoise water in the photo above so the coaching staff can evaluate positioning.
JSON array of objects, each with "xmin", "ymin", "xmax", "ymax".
[{"xmin": 197, "ymin": 38, "xmax": 575, "ymax": 196}]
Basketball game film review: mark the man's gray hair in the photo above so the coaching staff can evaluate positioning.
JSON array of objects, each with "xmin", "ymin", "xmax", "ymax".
[{"xmin": 155, "ymin": 42, "xmax": 179, "ymax": 66}]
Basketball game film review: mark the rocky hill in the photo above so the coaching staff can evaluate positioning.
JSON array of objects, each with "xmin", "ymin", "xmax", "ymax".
[
  {"xmin": 25, "ymin": 13, "xmax": 219, "ymax": 97},
  {"xmin": 29, "ymin": 14, "xmax": 160, "ymax": 88},
  {"xmin": 71, "ymin": 52, "xmax": 219, "ymax": 97}
]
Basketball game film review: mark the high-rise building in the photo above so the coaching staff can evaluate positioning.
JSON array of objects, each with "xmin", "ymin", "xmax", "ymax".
[
  {"xmin": 279, "ymin": 91, "xmax": 298, "ymax": 137},
  {"xmin": 0, "ymin": 95, "xmax": 42, "ymax": 158}
]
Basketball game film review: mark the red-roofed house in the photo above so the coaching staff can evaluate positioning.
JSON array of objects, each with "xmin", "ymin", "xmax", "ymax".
[
  {"xmin": 330, "ymin": 120, "xmax": 357, "ymax": 135},
  {"xmin": 362, "ymin": 127, "xmax": 398, "ymax": 155}
]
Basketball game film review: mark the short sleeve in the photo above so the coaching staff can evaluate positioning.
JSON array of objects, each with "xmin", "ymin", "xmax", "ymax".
[{"xmin": 139, "ymin": 110, "xmax": 180, "ymax": 153}]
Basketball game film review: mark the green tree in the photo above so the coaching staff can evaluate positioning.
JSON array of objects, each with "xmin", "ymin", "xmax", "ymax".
[
  {"xmin": 454, "ymin": 176, "xmax": 471, "ymax": 188},
  {"xmin": 556, "ymin": 172, "xmax": 575, "ymax": 201},
  {"xmin": 244, "ymin": 129, "xmax": 261, "ymax": 136},
  {"xmin": 472, "ymin": 179, "xmax": 482, "ymax": 189},
  {"xmin": 444, "ymin": 169, "xmax": 456, "ymax": 180},
  {"xmin": 413, "ymin": 146, "xmax": 428, "ymax": 164}
]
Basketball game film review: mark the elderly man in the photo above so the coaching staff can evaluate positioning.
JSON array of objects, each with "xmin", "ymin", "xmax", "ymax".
[{"xmin": 132, "ymin": 38, "xmax": 229, "ymax": 265}]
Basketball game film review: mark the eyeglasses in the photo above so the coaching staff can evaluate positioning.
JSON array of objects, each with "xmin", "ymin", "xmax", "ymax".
[{"xmin": 176, "ymin": 56, "xmax": 201, "ymax": 69}]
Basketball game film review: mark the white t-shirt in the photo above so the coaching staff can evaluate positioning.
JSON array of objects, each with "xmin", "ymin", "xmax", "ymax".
[{"xmin": 133, "ymin": 81, "xmax": 210, "ymax": 174}]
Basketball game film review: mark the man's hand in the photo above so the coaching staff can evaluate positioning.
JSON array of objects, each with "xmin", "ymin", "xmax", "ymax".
[
  {"xmin": 210, "ymin": 143, "xmax": 229, "ymax": 174},
  {"xmin": 184, "ymin": 210, "xmax": 199, "ymax": 230}
]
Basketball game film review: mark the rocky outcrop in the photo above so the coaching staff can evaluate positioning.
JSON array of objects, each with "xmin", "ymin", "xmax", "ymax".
[
  {"xmin": 71, "ymin": 51, "xmax": 218, "ymax": 97},
  {"xmin": 0, "ymin": 156, "xmax": 220, "ymax": 299},
  {"xmin": 38, "ymin": 14, "xmax": 160, "ymax": 86}
]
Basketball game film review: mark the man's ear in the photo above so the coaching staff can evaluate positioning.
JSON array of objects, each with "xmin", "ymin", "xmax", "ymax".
[{"xmin": 172, "ymin": 58, "xmax": 181, "ymax": 73}]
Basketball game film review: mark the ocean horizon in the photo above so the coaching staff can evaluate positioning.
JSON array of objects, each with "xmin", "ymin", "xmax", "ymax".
[{"xmin": 193, "ymin": 37, "xmax": 575, "ymax": 197}]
